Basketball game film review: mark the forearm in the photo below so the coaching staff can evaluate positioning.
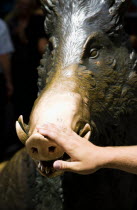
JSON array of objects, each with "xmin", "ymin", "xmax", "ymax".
[{"xmin": 100, "ymin": 145, "xmax": 137, "ymax": 174}]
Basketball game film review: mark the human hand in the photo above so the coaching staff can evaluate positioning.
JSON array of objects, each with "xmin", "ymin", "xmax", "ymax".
[{"xmin": 37, "ymin": 123, "xmax": 104, "ymax": 175}]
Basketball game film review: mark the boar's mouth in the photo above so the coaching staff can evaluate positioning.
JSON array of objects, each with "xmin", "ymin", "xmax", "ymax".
[{"xmin": 35, "ymin": 153, "xmax": 70, "ymax": 177}]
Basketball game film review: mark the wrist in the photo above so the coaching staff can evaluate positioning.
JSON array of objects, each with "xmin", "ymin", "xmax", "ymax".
[{"xmin": 95, "ymin": 146, "xmax": 115, "ymax": 170}]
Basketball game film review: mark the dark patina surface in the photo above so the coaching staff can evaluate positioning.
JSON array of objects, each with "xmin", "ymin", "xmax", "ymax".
[{"xmin": 1, "ymin": 0, "xmax": 137, "ymax": 209}]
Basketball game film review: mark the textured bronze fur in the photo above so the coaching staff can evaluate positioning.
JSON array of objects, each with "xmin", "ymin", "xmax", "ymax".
[{"xmin": 1, "ymin": 0, "xmax": 137, "ymax": 209}]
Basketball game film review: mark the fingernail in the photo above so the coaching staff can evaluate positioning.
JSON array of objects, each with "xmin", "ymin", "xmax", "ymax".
[
  {"xmin": 37, "ymin": 128, "xmax": 46, "ymax": 133},
  {"xmin": 53, "ymin": 161, "xmax": 61, "ymax": 170},
  {"xmin": 36, "ymin": 125, "xmax": 44, "ymax": 129},
  {"xmin": 36, "ymin": 124, "xmax": 47, "ymax": 129},
  {"xmin": 36, "ymin": 126, "xmax": 40, "ymax": 130}
]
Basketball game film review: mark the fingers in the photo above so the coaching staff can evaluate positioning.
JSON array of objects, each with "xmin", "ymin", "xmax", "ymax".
[
  {"xmin": 53, "ymin": 160, "xmax": 81, "ymax": 173},
  {"xmin": 37, "ymin": 123, "xmax": 65, "ymax": 141},
  {"xmin": 53, "ymin": 160, "xmax": 95, "ymax": 175},
  {"xmin": 37, "ymin": 122, "xmax": 65, "ymax": 137},
  {"xmin": 36, "ymin": 123, "xmax": 99, "ymax": 175},
  {"xmin": 36, "ymin": 123, "xmax": 74, "ymax": 151},
  {"xmin": 36, "ymin": 122, "xmax": 86, "ymax": 160},
  {"xmin": 37, "ymin": 127, "xmax": 58, "ymax": 141}
]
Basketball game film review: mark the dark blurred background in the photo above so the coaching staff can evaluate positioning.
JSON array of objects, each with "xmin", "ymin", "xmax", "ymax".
[
  {"xmin": 0, "ymin": 0, "xmax": 48, "ymax": 161},
  {"xmin": 0, "ymin": 0, "xmax": 137, "ymax": 162}
]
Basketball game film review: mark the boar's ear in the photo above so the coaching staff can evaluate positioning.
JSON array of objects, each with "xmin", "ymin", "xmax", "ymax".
[
  {"xmin": 102, "ymin": 0, "xmax": 131, "ymax": 35},
  {"xmin": 108, "ymin": 0, "xmax": 131, "ymax": 16}
]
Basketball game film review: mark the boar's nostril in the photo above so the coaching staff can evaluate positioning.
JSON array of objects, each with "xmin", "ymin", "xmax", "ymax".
[
  {"xmin": 31, "ymin": 147, "xmax": 38, "ymax": 154},
  {"xmin": 48, "ymin": 146, "xmax": 56, "ymax": 153}
]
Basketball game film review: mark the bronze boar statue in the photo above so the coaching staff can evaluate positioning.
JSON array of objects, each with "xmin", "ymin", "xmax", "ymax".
[{"xmin": 1, "ymin": 0, "xmax": 137, "ymax": 209}]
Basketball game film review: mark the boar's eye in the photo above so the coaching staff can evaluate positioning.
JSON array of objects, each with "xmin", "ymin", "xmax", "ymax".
[{"xmin": 90, "ymin": 48, "xmax": 99, "ymax": 59}]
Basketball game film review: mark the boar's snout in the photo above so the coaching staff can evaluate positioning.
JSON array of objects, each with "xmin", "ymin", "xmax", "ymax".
[{"xmin": 26, "ymin": 133, "xmax": 64, "ymax": 161}]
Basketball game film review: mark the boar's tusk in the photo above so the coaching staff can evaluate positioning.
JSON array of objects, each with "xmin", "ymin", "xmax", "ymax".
[
  {"xmin": 79, "ymin": 123, "xmax": 91, "ymax": 140},
  {"xmin": 16, "ymin": 115, "xmax": 29, "ymax": 144},
  {"xmin": 83, "ymin": 131, "xmax": 91, "ymax": 140},
  {"xmin": 18, "ymin": 115, "xmax": 29, "ymax": 134},
  {"xmin": 16, "ymin": 121, "xmax": 28, "ymax": 144}
]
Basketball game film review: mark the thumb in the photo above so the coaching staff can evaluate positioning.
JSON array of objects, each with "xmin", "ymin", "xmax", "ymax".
[{"xmin": 53, "ymin": 160, "xmax": 80, "ymax": 172}]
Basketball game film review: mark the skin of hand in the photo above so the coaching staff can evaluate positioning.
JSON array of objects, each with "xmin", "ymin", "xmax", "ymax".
[
  {"xmin": 37, "ymin": 123, "xmax": 107, "ymax": 175},
  {"xmin": 37, "ymin": 123, "xmax": 137, "ymax": 175}
]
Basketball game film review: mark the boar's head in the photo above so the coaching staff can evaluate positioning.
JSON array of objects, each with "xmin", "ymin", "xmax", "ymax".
[{"xmin": 16, "ymin": 0, "xmax": 137, "ymax": 177}]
